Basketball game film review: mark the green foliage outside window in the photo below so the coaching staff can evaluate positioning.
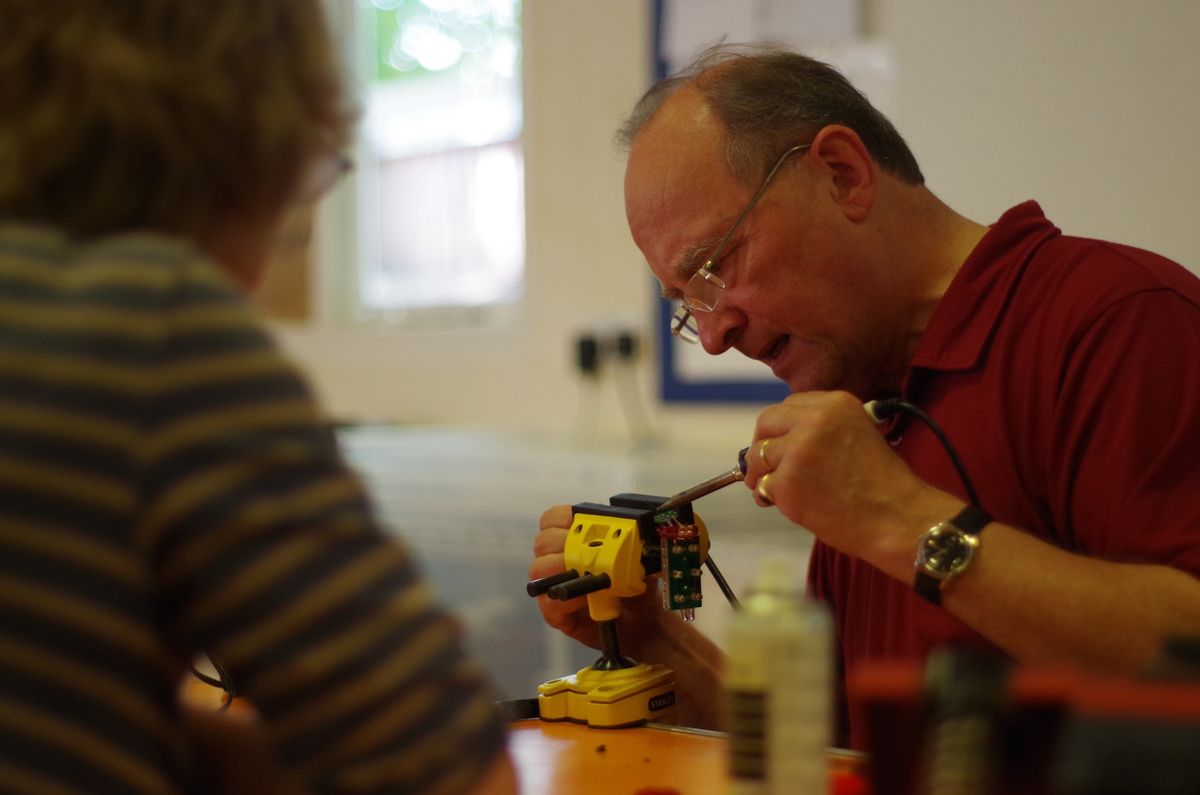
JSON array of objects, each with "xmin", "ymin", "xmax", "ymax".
[{"xmin": 364, "ymin": 0, "xmax": 521, "ymax": 85}]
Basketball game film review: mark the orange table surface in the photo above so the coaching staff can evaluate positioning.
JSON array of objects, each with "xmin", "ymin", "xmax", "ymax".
[
  {"xmin": 509, "ymin": 720, "xmax": 727, "ymax": 795},
  {"xmin": 508, "ymin": 720, "xmax": 869, "ymax": 795}
]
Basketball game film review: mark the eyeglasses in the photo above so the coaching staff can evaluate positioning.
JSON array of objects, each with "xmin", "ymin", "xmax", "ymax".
[
  {"xmin": 670, "ymin": 143, "xmax": 811, "ymax": 344},
  {"xmin": 298, "ymin": 152, "xmax": 354, "ymax": 203}
]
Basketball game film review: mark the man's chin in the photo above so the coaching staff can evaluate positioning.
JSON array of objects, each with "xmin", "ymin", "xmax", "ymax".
[
  {"xmin": 761, "ymin": 338, "xmax": 849, "ymax": 394},
  {"xmin": 776, "ymin": 364, "xmax": 846, "ymax": 396}
]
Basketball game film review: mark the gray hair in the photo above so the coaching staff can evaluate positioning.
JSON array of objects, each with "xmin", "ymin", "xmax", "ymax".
[{"xmin": 616, "ymin": 43, "xmax": 923, "ymax": 186}]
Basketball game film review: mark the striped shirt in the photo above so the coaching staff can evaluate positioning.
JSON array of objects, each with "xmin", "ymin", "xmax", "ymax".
[{"xmin": 0, "ymin": 223, "xmax": 506, "ymax": 795}]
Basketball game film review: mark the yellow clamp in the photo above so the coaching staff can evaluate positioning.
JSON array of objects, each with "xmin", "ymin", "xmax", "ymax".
[{"xmin": 565, "ymin": 511, "xmax": 646, "ymax": 622}]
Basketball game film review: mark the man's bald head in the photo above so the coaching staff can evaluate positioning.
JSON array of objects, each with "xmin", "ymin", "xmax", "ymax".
[{"xmin": 616, "ymin": 44, "xmax": 923, "ymax": 188}]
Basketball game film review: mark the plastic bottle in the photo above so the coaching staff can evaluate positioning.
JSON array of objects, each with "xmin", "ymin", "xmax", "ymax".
[{"xmin": 724, "ymin": 557, "xmax": 832, "ymax": 795}]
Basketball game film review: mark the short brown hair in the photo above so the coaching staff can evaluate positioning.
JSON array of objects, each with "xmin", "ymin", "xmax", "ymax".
[
  {"xmin": 0, "ymin": 0, "xmax": 357, "ymax": 245},
  {"xmin": 617, "ymin": 44, "xmax": 924, "ymax": 186}
]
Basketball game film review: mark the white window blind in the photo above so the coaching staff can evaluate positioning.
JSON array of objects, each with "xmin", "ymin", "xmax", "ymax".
[{"xmin": 354, "ymin": 0, "xmax": 524, "ymax": 316}]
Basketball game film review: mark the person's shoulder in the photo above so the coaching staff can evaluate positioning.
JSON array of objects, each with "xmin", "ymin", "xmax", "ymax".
[
  {"xmin": 1036, "ymin": 230, "xmax": 1200, "ymax": 313},
  {"xmin": 1087, "ymin": 239, "xmax": 1200, "ymax": 303},
  {"xmin": 81, "ymin": 231, "xmax": 242, "ymax": 298},
  {"xmin": 0, "ymin": 223, "xmax": 240, "ymax": 301}
]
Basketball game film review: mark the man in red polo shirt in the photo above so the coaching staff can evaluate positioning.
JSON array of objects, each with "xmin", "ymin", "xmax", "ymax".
[{"xmin": 529, "ymin": 44, "xmax": 1200, "ymax": 748}]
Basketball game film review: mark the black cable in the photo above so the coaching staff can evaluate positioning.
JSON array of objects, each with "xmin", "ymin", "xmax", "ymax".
[
  {"xmin": 497, "ymin": 698, "xmax": 541, "ymax": 721},
  {"xmin": 704, "ymin": 555, "xmax": 740, "ymax": 610},
  {"xmin": 191, "ymin": 652, "xmax": 235, "ymax": 713},
  {"xmin": 866, "ymin": 398, "xmax": 982, "ymax": 508},
  {"xmin": 189, "ymin": 666, "xmax": 223, "ymax": 689}
]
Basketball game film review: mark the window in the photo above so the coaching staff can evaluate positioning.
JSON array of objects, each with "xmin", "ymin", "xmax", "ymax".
[{"xmin": 354, "ymin": 0, "xmax": 523, "ymax": 316}]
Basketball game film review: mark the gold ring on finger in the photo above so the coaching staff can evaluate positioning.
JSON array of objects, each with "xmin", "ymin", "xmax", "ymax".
[
  {"xmin": 756, "ymin": 473, "xmax": 774, "ymax": 506},
  {"xmin": 759, "ymin": 438, "xmax": 772, "ymax": 468}
]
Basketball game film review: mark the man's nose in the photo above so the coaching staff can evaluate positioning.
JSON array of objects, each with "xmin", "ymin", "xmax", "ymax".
[{"xmin": 696, "ymin": 302, "xmax": 743, "ymax": 355}]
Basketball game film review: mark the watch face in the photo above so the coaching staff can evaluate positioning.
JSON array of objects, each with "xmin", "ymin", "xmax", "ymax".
[{"xmin": 917, "ymin": 524, "xmax": 978, "ymax": 578}]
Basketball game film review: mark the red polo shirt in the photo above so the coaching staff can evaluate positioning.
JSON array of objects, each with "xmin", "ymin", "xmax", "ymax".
[{"xmin": 808, "ymin": 201, "xmax": 1200, "ymax": 748}]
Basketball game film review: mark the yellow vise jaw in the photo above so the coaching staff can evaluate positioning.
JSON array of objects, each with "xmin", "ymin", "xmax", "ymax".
[{"xmin": 565, "ymin": 511, "xmax": 646, "ymax": 622}]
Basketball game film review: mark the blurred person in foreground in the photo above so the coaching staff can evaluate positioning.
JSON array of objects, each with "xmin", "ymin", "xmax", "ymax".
[
  {"xmin": 530, "ymin": 44, "xmax": 1200, "ymax": 748},
  {"xmin": 0, "ymin": 1, "xmax": 515, "ymax": 792}
]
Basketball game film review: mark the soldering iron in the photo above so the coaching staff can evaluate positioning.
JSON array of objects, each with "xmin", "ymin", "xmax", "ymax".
[
  {"xmin": 655, "ymin": 446, "xmax": 750, "ymax": 513},
  {"xmin": 653, "ymin": 398, "xmax": 982, "ymax": 612},
  {"xmin": 657, "ymin": 400, "xmax": 980, "ymax": 514}
]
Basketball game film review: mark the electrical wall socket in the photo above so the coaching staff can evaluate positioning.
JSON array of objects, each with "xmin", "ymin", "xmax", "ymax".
[{"xmin": 573, "ymin": 327, "xmax": 641, "ymax": 376}]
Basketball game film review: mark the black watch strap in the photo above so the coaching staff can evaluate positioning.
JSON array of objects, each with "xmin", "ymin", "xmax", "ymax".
[
  {"xmin": 948, "ymin": 504, "xmax": 992, "ymax": 534},
  {"xmin": 914, "ymin": 505, "xmax": 992, "ymax": 607}
]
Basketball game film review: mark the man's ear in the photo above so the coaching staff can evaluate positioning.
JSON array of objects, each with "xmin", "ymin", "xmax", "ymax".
[{"xmin": 808, "ymin": 125, "xmax": 876, "ymax": 222}]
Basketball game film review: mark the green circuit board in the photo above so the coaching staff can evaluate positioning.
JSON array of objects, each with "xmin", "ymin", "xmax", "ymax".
[{"xmin": 655, "ymin": 513, "xmax": 702, "ymax": 613}]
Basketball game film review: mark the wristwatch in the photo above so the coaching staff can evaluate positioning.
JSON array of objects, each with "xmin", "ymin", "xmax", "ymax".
[{"xmin": 913, "ymin": 505, "xmax": 992, "ymax": 606}]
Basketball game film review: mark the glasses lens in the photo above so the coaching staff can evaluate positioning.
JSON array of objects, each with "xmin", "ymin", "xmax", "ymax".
[
  {"xmin": 671, "ymin": 304, "xmax": 700, "ymax": 344},
  {"xmin": 300, "ymin": 153, "xmax": 354, "ymax": 202},
  {"xmin": 682, "ymin": 266, "xmax": 725, "ymax": 314}
]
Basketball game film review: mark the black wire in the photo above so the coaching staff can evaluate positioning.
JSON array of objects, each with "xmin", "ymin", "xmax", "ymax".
[
  {"xmin": 497, "ymin": 698, "xmax": 541, "ymax": 721},
  {"xmin": 704, "ymin": 555, "xmax": 740, "ymax": 609},
  {"xmin": 870, "ymin": 398, "xmax": 982, "ymax": 508},
  {"xmin": 191, "ymin": 652, "xmax": 235, "ymax": 713},
  {"xmin": 189, "ymin": 666, "xmax": 223, "ymax": 688}
]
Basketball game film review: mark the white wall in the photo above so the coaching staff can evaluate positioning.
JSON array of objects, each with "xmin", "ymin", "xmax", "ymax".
[
  {"xmin": 275, "ymin": 0, "xmax": 1200, "ymax": 443},
  {"xmin": 883, "ymin": 0, "xmax": 1200, "ymax": 267}
]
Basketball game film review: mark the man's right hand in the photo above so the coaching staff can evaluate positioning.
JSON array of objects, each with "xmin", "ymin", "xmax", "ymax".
[
  {"xmin": 529, "ymin": 504, "xmax": 727, "ymax": 729},
  {"xmin": 530, "ymin": 504, "xmax": 594, "ymax": 647},
  {"xmin": 529, "ymin": 504, "xmax": 662, "ymax": 654}
]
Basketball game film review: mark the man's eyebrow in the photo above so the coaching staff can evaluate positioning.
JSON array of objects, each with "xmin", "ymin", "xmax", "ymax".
[
  {"xmin": 664, "ymin": 243, "xmax": 711, "ymax": 288},
  {"xmin": 662, "ymin": 244, "xmax": 705, "ymax": 300}
]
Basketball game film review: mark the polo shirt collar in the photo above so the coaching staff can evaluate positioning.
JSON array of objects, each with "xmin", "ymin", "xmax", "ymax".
[{"xmin": 907, "ymin": 200, "xmax": 1060, "ymax": 374}]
